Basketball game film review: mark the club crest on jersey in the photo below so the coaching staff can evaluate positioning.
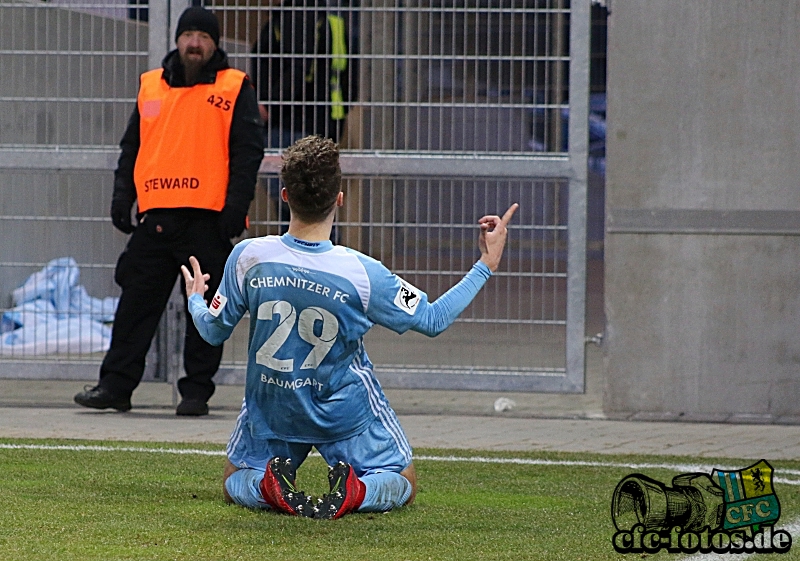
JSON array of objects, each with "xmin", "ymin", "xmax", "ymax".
[
  {"xmin": 209, "ymin": 291, "xmax": 227, "ymax": 317},
  {"xmin": 394, "ymin": 279, "xmax": 420, "ymax": 315}
]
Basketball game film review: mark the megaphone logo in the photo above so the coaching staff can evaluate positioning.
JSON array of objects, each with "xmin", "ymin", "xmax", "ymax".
[
  {"xmin": 611, "ymin": 460, "xmax": 791, "ymax": 555},
  {"xmin": 612, "ymin": 472, "xmax": 725, "ymax": 533}
]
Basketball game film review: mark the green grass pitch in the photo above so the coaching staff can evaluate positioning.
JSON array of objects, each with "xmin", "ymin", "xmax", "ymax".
[{"xmin": 1, "ymin": 438, "xmax": 799, "ymax": 560}]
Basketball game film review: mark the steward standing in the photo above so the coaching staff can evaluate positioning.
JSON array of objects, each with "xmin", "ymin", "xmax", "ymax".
[{"xmin": 74, "ymin": 6, "xmax": 264, "ymax": 416}]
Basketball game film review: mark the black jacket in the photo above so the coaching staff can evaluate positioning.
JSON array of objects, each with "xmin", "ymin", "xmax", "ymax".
[
  {"xmin": 113, "ymin": 49, "xmax": 264, "ymax": 216},
  {"xmin": 251, "ymin": 0, "xmax": 351, "ymax": 140}
]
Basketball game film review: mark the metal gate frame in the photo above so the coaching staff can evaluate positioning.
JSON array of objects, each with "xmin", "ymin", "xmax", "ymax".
[{"xmin": 0, "ymin": 0, "xmax": 590, "ymax": 394}]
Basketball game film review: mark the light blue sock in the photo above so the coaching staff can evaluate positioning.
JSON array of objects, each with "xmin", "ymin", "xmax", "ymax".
[
  {"xmin": 225, "ymin": 468, "xmax": 271, "ymax": 510},
  {"xmin": 357, "ymin": 471, "xmax": 411, "ymax": 513}
]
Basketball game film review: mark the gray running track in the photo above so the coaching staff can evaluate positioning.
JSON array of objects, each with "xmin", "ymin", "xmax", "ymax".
[{"xmin": 1, "ymin": 380, "xmax": 798, "ymax": 460}]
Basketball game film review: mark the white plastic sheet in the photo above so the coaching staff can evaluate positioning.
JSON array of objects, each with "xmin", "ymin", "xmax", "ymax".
[{"xmin": 0, "ymin": 258, "xmax": 118, "ymax": 355}]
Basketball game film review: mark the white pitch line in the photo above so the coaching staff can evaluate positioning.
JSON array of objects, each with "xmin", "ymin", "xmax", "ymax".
[
  {"xmin": 0, "ymin": 443, "xmax": 226, "ymax": 456},
  {"xmin": 2, "ymin": 443, "xmax": 800, "ymax": 486},
  {"xmin": 413, "ymin": 455, "xmax": 800, "ymax": 486}
]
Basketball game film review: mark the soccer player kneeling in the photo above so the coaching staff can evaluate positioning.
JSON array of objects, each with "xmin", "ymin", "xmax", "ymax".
[{"xmin": 182, "ymin": 136, "xmax": 517, "ymax": 519}]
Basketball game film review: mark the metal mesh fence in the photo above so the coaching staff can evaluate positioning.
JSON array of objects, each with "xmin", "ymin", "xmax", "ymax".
[
  {"xmin": 0, "ymin": 0, "xmax": 573, "ymax": 151},
  {"xmin": 238, "ymin": 175, "xmax": 569, "ymax": 372},
  {"xmin": 235, "ymin": 0, "xmax": 570, "ymax": 154},
  {"xmin": 0, "ymin": 0, "xmax": 587, "ymax": 391},
  {"xmin": 0, "ymin": 1, "xmax": 146, "ymax": 146}
]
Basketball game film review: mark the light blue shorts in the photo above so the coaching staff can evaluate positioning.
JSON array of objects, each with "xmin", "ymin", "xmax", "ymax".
[{"xmin": 226, "ymin": 399, "xmax": 413, "ymax": 477}]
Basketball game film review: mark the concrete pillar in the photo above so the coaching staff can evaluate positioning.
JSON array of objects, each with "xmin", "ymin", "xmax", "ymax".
[{"xmin": 604, "ymin": 0, "xmax": 800, "ymax": 421}]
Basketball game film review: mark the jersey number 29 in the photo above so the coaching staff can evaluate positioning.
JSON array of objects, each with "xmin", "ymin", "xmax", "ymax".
[{"xmin": 255, "ymin": 300, "xmax": 339, "ymax": 372}]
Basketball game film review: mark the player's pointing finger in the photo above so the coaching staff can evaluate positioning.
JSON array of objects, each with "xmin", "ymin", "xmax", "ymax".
[{"xmin": 500, "ymin": 203, "xmax": 519, "ymax": 227}]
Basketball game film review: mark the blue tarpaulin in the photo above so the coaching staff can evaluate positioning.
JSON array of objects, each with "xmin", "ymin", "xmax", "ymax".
[{"xmin": 0, "ymin": 257, "xmax": 118, "ymax": 355}]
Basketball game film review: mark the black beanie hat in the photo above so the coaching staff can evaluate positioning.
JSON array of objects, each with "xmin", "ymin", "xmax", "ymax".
[{"xmin": 175, "ymin": 6, "xmax": 220, "ymax": 46}]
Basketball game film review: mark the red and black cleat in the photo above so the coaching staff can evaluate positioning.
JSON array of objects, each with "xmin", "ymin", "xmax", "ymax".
[
  {"xmin": 314, "ymin": 461, "xmax": 366, "ymax": 520},
  {"xmin": 259, "ymin": 457, "xmax": 314, "ymax": 517}
]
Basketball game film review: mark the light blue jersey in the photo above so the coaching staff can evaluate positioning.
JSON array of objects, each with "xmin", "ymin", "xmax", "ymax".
[{"xmin": 189, "ymin": 233, "xmax": 491, "ymax": 444}]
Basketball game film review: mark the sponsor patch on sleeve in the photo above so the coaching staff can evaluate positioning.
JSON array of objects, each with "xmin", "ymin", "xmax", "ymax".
[
  {"xmin": 393, "ymin": 279, "xmax": 421, "ymax": 315},
  {"xmin": 208, "ymin": 291, "xmax": 227, "ymax": 317}
]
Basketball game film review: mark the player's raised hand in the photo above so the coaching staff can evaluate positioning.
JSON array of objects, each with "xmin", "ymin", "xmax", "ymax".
[
  {"xmin": 478, "ymin": 203, "xmax": 519, "ymax": 272},
  {"xmin": 181, "ymin": 256, "xmax": 211, "ymax": 299}
]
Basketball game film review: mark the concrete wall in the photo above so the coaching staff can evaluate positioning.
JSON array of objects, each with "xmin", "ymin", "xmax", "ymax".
[{"xmin": 604, "ymin": 0, "xmax": 800, "ymax": 420}]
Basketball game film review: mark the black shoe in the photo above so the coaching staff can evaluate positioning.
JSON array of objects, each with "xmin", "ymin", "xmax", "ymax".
[
  {"xmin": 74, "ymin": 385, "xmax": 131, "ymax": 412},
  {"xmin": 176, "ymin": 399, "xmax": 209, "ymax": 416},
  {"xmin": 314, "ymin": 461, "xmax": 366, "ymax": 519},
  {"xmin": 259, "ymin": 457, "xmax": 315, "ymax": 517}
]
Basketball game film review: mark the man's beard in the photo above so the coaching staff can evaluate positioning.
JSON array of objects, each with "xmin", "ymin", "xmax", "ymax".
[
  {"xmin": 184, "ymin": 60, "xmax": 203, "ymax": 84},
  {"xmin": 181, "ymin": 51, "xmax": 208, "ymax": 85}
]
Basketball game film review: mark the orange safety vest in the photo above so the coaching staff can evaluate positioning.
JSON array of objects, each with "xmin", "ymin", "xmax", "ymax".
[{"xmin": 134, "ymin": 67, "xmax": 245, "ymax": 212}]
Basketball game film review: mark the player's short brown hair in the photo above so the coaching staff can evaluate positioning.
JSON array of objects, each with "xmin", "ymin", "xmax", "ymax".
[{"xmin": 280, "ymin": 135, "xmax": 342, "ymax": 223}]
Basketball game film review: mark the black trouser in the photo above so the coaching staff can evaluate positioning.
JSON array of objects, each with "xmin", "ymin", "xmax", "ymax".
[{"xmin": 99, "ymin": 209, "xmax": 232, "ymax": 402}]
